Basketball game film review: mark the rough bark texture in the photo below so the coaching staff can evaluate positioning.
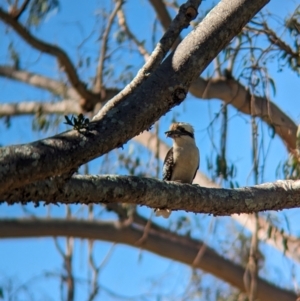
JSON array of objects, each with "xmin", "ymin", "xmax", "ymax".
[
  {"xmin": 0, "ymin": 0, "xmax": 270, "ymax": 194},
  {"xmin": 2, "ymin": 175, "xmax": 300, "ymax": 215},
  {"xmin": 135, "ymin": 131, "xmax": 300, "ymax": 263},
  {"xmin": 0, "ymin": 219, "xmax": 296, "ymax": 301},
  {"xmin": 1, "ymin": 74, "xmax": 295, "ymax": 151},
  {"xmin": 0, "ymin": 0, "xmax": 299, "ymax": 300}
]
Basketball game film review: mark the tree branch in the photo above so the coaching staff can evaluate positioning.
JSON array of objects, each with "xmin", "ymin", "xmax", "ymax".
[
  {"xmin": 1, "ymin": 66, "xmax": 295, "ymax": 152},
  {"xmin": 233, "ymin": 213, "xmax": 300, "ymax": 264},
  {"xmin": 135, "ymin": 131, "xmax": 300, "ymax": 264},
  {"xmin": 0, "ymin": 8, "xmax": 100, "ymax": 104},
  {"xmin": 92, "ymin": 0, "xmax": 201, "ymax": 119},
  {"xmin": 0, "ymin": 218, "xmax": 296, "ymax": 301},
  {"xmin": 94, "ymin": 0, "xmax": 123, "ymax": 93},
  {"xmin": 0, "ymin": 100, "xmax": 81, "ymax": 116},
  {"xmin": 247, "ymin": 22, "xmax": 299, "ymax": 65},
  {"xmin": 190, "ymin": 76, "xmax": 297, "ymax": 150},
  {"xmin": 148, "ymin": 0, "xmax": 181, "ymax": 49},
  {"xmin": 0, "ymin": 65, "xmax": 120, "ymax": 112},
  {"xmin": 0, "ymin": 0, "xmax": 269, "ymax": 194},
  {"xmin": 2, "ymin": 175, "xmax": 300, "ymax": 215},
  {"xmin": 116, "ymin": 4, "xmax": 150, "ymax": 61},
  {"xmin": 9, "ymin": 0, "xmax": 31, "ymax": 20},
  {"xmin": 147, "ymin": 0, "xmax": 297, "ymax": 151},
  {"xmin": 0, "ymin": 65, "xmax": 80, "ymax": 100}
]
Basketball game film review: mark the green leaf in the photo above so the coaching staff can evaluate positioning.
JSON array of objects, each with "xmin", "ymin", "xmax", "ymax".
[
  {"xmin": 268, "ymin": 125, "xmax": 276, "ymax": 139},
  {"xmin": 268, "ymin": 77, "xmax": 276, "ymax": 96},
  {"xmin": 267, "ymin": 224, "xmax": 272, "ymax": 239},
  {"xmin": 282, "ymin": 237, "xmax": 288, "ymax": 254},
  {"xmin": 64, "ymin": 115, "xmax": 73, "ymax": 126}
]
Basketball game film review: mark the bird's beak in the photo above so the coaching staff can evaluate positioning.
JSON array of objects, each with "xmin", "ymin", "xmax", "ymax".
[{"xmin": 165, "ymin": 130, "xmax": 181, "ymax": 138}]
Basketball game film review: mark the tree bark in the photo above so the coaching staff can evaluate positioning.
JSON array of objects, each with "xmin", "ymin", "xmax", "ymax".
[
  {"xmin": 0, "ymin": 218, "xmax": 296, "ymax": 301},
  {"xmin": 2, "ymin": 175, "xmax": 300, "ymax": 215},
  {"xmin": 0, "ymin": 0, "xmax": 270, "ymax": 194}
]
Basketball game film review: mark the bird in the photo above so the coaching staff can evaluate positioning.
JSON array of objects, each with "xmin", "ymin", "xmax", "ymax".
[{"xmin": 155, "ymin": 122, "xmax": 200, "ymax": 218}]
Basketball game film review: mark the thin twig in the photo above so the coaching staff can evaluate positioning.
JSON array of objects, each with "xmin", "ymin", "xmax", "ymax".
[
  {"xmin": 93, "ymin": 0, "xmax": 201, "ymax": 120},
  {"xmin": 0, "ymin": 8, "xmax": 100, "ymax": 104},
  {"xmin": 11, "ymin": 0, "xmax": 30, "ymax": 20},
  {"xmin": 116, "ymin": 5, "xmax": 150, "ymax": 61},
  {"xmin": 94, "ymin": 0, "xmax": 123, "ymax": 93}
]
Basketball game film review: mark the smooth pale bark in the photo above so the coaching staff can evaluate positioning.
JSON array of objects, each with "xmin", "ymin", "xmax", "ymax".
[
  {"xmin": 0, "ymin": 65, "xmax": 80, "ymax": 100},
  {"xmin": 233, "ymin": 213, "xmax": 300, "ymax": 263},
  {"xmin": 0, "ymin": 0, "xmax": 270, "ymax": 194},
  {"xmin": 0, "ymin": 219, "xmax": 296, "ymax": 301},
  {"xmin": 0, "ymin": 100, "xmax": 81, "ymax": 116},
  {"xmin": 0, "ymin": 74, "xmax": 296, "ymax": 151},
  {"xmin": 0, "ymin": 9, "xmax": 100, "ymax": 103},
  {"xmin": 148, "ymin": 0, "xmax": 296, "ymax": 151},
  {"xmin": 190, "ymin": 77, "xmax": 297, "ymax": 150}
]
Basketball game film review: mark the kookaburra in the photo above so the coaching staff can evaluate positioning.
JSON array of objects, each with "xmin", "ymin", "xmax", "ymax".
[{"xmin": 155, "ymin": 122, "xmax": 200, "ymax": 218}]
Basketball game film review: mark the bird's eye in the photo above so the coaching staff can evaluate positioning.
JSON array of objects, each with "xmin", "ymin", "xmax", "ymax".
[{"xmin": 177, "ymin": 126, "xmax": 184, "ymax": 132}]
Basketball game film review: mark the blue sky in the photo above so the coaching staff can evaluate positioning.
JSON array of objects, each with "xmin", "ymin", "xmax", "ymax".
[{"xmin": 1, "ymin": 0, "xmax": 300, "ymax": 300}]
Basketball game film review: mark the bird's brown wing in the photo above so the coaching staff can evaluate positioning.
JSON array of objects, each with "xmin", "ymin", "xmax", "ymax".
[
  {"xmin": 192, "ymin": 164, "xmax": 199, "ymax": 182},
  {"xmin": 192, "ymin": 150, "xmax": 200, "ymax": 183},
  {"xmin": 163, "ymin": 147, "xmax": 174, "ymax": 181}
]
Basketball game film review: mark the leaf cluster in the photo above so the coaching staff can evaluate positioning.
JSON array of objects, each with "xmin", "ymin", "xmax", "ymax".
[
  {"xmin": 64, "ymin": 114, "xmax": 90, "ymax": 132},
  {"xmin": 27, "ymin": 0, "xmax": 59, "ymax": 26}
]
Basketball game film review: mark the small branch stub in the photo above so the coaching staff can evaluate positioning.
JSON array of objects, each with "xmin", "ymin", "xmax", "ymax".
[
  {"xmin": 185, "ymin": 6, "xmax": 198, "ymax": 20},
  {"xmin": 174, "ymin": 87, "xmax": 187, "ymax": 101}
]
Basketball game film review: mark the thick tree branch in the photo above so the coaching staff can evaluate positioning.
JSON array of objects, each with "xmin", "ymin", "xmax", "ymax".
[
  {"xmin": 0, "ymin": 65, "xmax": 120, "ymax": 112},
  {"xmin": 190, "ymin": 77, "xmax": 297, "ymax": 150},
  {"xmin": 233, "ymin": 213, "xmax": 300, "ymax": 264},
  {"xmin": 0, "ymin": 0, "xmax": 269, "ymax": 194},
  {"xmin": 135, "ymin": 131, "xmax": 300, "ymax": 264},
  {"xmin": 147, "ymin": 0, "xmax": 297, "ymax": 151},
  {"xmin": 0, "ymin": 8, "xmax": 100, "ymax": 104},
  {"xmin": 0, "ymin": 100, "xmax": 81, "ymax": 116},
  {"xmin": 2, "ymin": 126, "xmax": 296, "ymax": 264},
  {"xmin": 0, "ymin": 65, "xmax": 80, "ymax": 100},
  {"xmin": 2, "ymin": 176, "xmax": 300, "ymax": 216},
  {"xmin": 0, "ymin": 218, "xmax": 296, "ymax": 301},
  {"xmin": 92, "ymin": 0, "xmax": 201, "ymax": 116},
  {"xmin": 0, "ymin": 67, "xmax": 295, "ymax": 152}
]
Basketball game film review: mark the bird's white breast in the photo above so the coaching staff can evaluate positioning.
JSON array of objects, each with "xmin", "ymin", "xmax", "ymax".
[{"xmin": 171, "ymin": 142, "xmax": 199, "ymax": 183}]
